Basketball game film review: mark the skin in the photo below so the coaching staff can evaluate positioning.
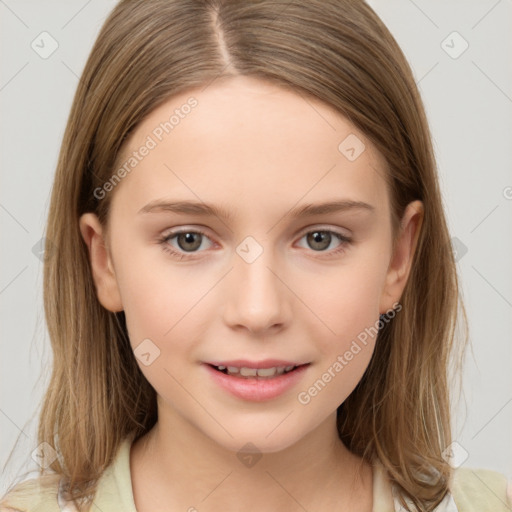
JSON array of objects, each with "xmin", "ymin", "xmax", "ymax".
[{"xmin": 80, "ymin": 75, "xmax": 423, "ymax": 511}]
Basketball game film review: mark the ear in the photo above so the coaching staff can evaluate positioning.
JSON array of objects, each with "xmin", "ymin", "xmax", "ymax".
[
  {"xmin": 79, "ymin": 213, "xmax": 123, "ymax": 312},
  {"xmin": 379, "ymin": 200, "xmax": 424, "ymax": 314}
]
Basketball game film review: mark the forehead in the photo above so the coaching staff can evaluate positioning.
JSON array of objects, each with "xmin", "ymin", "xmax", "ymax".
[{"xmin": 111, "ymin": 76, "xmax": 389, "ymax": 218}]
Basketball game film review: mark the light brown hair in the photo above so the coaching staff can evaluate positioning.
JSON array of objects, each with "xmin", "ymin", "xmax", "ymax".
[{"xmin": 1, "ymin": 1, "xmax": 468, "ymax": 511}]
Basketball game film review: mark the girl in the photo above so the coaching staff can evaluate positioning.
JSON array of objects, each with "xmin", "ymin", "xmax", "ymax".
[{"xmin": 1, "ymin": 1, "xmax": 509, "ymax": 511}]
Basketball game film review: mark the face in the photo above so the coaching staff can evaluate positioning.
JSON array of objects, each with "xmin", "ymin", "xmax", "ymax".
[{"xmin": 80, "ymin": 75, "xmax": 422, "ymax": 453}]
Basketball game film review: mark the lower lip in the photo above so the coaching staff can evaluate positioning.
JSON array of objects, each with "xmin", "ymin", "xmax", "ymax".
[{"xmin": 203, "ymin": 364, "xmax": 310, "ymax": 402}]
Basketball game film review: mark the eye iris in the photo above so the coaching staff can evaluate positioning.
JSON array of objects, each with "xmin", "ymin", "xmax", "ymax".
[
  {"xmin": 177, "ymin": 232, "xmax": 202, "ymax": 252},
  {"xmin": 307, "ymin": 231, "xmax": 331, "ymax": 251}
]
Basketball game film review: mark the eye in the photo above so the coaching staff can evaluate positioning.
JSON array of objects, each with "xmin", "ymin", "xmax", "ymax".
[
  {"xmin": 159, "ymin": 229, "xmax": 214, "ymax": 257},
  {"xmin": 158, "ymin": 227, "xmax": 351, "ymax": 260},
  {"xmin": 296, "ymin": 229, "xmax": 351, "ymax": 254}
]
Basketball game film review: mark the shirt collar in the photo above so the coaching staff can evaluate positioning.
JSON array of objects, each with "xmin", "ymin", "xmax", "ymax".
[{"xmin": 64, "ymin": 434, "xmax": 458, "ymax": 512}]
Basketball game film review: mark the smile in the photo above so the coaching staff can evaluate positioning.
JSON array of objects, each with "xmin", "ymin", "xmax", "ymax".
[
  {"xmin": 211, "ymin": 364, "xmax": 299, "ymax": 378},
  {"xmin": 203, "ymin": 362, "xmax": 311, "ymax": 401}
]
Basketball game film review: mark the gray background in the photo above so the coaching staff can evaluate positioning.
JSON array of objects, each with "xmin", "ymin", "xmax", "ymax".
[{"xmin": 1, "ymin": 0, "xmax": 511, "ymax": 493}]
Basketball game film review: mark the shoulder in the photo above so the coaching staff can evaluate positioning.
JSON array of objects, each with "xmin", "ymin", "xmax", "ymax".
[
  {"xmin": 0, "ymin": 473, "xmax": 62, "ymax": 511},
  {"xmin": 0, "ymin": 435, "xmax": 137, "ymax": 512},
  {"xmin": 450, "ymin": 466, "xmax": 512, "ymax": 512}
]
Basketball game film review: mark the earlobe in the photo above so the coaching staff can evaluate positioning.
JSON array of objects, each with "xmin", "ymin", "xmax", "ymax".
[
  {"xmin": 379, "ymin": 200, "xmax": 423, "ymax": 314},
  {"xmin": 79, "ymin": 213, "xmax": 123, "ymax": 312}
]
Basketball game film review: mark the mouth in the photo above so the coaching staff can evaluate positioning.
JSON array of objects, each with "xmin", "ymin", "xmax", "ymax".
[
  {"xmin": 207, "ymin": 363, "xmax": 309, "ymax": 379},
  {"xmin": 203, "ymin": 360, "xmax": 311, "ymax": 401}
]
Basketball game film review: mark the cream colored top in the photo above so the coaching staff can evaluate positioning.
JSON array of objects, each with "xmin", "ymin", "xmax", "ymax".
[{"xmin": 2, "ymin": 434, "xmax": 511, "ymax": 511}]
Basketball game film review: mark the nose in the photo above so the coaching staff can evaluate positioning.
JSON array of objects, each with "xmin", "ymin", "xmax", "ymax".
[{"xmin": 222, "ymin": 249, "xmax": 292, "ymax": 335}]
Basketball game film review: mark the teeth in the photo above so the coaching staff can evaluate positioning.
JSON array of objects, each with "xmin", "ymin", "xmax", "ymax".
[
  {"xmin": 240, "ymin": 367, "xmax": 258, "ymax": 377},
  {"xmin": 256, "ymin": 367, "xmax": 278, "ymax": 377},
  {"xmin": 218, "ymin": 365, "xmax": 298, "ymax": 378}
]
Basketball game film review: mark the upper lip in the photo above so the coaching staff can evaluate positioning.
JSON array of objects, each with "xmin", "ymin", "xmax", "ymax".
[{"xmin": 205, "ymin": 359, "xmax": 310, "ymax": 369}]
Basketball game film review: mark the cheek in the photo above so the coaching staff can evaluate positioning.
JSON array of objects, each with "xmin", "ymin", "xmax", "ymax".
[
  {"xmin": 112, "ymin": 239, "xmax": 207, "ymax": 339},
  {"xmin": 295, "ymin": 266, "xmax": 384, "ymax": 410},
  {"xmin": 302, "ymin": 257, "xmax": 388, "ymax": 352},
  {"xmin": 114, "ymin": 256, "xmax": 209, "ymax": 398}
]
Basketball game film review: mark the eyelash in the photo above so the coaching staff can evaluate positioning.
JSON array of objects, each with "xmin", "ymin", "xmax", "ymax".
[{"xmin": 158, "ymin": 228, "xmax": 352, "ymax": 260}]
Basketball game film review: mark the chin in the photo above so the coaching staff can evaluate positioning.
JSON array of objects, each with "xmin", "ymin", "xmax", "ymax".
[{"xmin": 206, "ymin": 423, "xmax": 308, "ymax": 455}]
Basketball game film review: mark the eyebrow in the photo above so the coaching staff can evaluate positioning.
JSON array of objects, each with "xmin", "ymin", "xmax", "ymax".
[{"xmin": 138, "ymin": 199, "xmax": 375, "ymax": 219}]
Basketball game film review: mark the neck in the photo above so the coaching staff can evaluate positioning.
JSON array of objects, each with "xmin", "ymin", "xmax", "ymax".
[{"xmin": 130, "ymin": 405, "xmax": 372, "ymax": 512}]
